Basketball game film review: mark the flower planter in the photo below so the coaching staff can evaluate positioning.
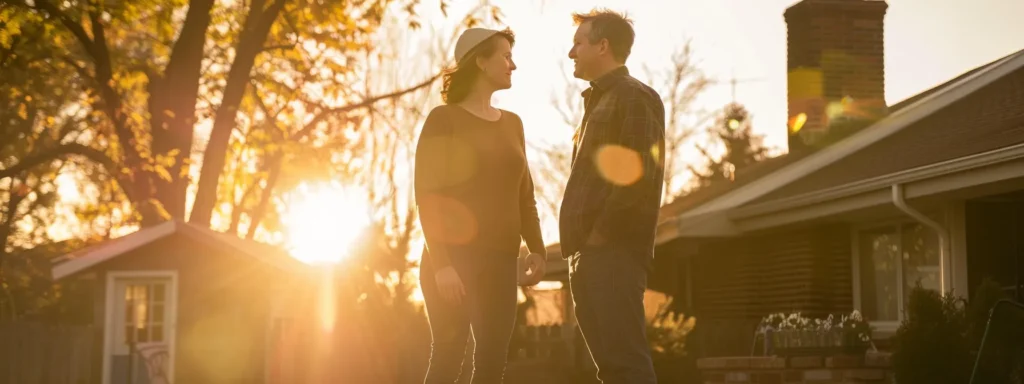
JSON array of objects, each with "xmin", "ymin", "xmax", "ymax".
[
  {"xmin": 757, "ymin": 311, "xmax": 874, "ymax": 357},
  {"xmin": 767, "ymin": 329, "xmax": 870, "ymax": 357}
]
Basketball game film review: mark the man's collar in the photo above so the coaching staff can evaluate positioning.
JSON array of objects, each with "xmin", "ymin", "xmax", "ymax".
[
  {"xmin": 581, "ymin": 66, "xmax": 629, "ymax": 99},
  {"xmin": 590, "ymin": 65, "xmax": 629, "ymax": 90}
]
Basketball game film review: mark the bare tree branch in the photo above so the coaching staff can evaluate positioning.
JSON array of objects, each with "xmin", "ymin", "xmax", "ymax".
[
  {"xmin": 0, "ymin": 143, "xmax": 116, "ymax": 181},
  {"xmin": 260, "ymin": 43, "xmax": 298, "ymax": 53},
  {"xmin": 293, "ymin": 73, "xmax": 442, "ymax": 140}
]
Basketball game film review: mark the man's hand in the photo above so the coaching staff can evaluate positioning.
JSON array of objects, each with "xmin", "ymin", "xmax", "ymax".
[
  {"xmin": 519, "ymin": 253, "xmax": 547, "ymax": 286},
  {"xmin": 434, "ymin": 266, "xmax": 466, "ymax": 304}
]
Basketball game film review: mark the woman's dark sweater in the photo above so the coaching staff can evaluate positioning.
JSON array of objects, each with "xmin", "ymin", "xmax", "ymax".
[{"xmin": 414, "ymin": 105, "xmax": 545, "ymax": 270}]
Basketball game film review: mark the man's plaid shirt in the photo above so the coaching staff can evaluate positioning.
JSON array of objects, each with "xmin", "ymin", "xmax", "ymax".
[{"xmin": 558, "ymin": 66, "xmax": 666, "ymax": 265}]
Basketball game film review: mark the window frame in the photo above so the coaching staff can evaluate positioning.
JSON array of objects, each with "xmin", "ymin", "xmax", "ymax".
[{"xmin": 851, "ymin": 215, "xmax": 946, "ymax": 334}]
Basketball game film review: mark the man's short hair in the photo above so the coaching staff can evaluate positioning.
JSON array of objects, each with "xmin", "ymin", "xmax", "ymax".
[{"xmin": 572, "ymin": 9, "xmax": 635, "ymax": 63}]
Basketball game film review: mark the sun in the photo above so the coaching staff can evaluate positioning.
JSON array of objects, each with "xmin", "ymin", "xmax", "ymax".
[{"xmin": 281, "ymin": 182, "xmax": 371, "ymax": 265}]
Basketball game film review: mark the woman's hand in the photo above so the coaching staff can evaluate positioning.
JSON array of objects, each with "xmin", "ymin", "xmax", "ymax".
[
  {"xmin": 434, "ymin": 266, "xmax": 466, "ymax": 304},
  {"xmin": 518, "ymin": 253, "xmax": 547, "ymax": 286}
]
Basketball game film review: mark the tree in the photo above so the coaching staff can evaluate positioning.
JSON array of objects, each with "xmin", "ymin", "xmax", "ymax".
[
  {"xmin": 689, "ymin": 102, "xmax": 768, "ymax": 189},
  {"xmin": 0, "ymin": 14, "xmax": 109, "ymax": 319},
  {"xmin": 642, "ymin": 42, "xmax": 712, "ymax": 202},
  {"xmin": 1, "ymin": 0, "xmax": 447, "ymax": 230},
  {"xmin": 0, "ymin": 0, "xmax": 503, "ymax": 326}
]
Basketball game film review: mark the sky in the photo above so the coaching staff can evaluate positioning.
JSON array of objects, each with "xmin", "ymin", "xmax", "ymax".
[{"xmin": 427, "ymin": 0, "xmax": 1024, "ymax": 154}]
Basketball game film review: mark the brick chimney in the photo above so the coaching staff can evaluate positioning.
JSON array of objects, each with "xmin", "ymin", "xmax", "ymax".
[{"xmin": 784, "ymin": 0, "xmax": 888, "ymax": 153}]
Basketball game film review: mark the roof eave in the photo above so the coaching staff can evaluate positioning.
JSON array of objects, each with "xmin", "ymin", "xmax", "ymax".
[
  {"xmin": 51, "ymin": 220, "xmax": 179, "ymax": 281},
  {"xmin": 51, "ymin": 220, "xmax": 313, "ymax": 281},
  {"xmin": 664, "ymin": 141, "xmax": 1024, "ymax": 239},
  {"xmin": 655, "ymin": 211, "xmax": 743, "ymax": 243}
]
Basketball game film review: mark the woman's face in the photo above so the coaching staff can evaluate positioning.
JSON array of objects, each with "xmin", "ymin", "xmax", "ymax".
[{"xmin": 476, "ymin": 37, "xmax": 516, "ymax": 90}]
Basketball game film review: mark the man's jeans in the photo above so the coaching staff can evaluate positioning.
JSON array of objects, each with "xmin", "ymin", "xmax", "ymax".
[{"xmin": 569, "ymin": 247, "xmax": 657, "ymax": 384}]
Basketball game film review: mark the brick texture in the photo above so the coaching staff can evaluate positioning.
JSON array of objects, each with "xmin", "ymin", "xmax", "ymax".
[
  {"xmin": 752, "ymin": 372, "xmax": 784, "ymax": 384},
  {"xmin": 789, "ymin": 356, "xmax": 824, "ymax": 369},
  {"xmin": 697, "ymin": 352, "xmax": 893, "ymax": 384},
  {"xmin": 825, "ymin": 355, "xmax": 863, "ymax": 368},
  {"xmin": 864, "ymin": 351, "xmax": 892, "ymax": 367},
  {"xmin": 784, "ymin": 0, "xmax": 889, "ymax": 152},
  {"xmin": 691, "ymin": 224, "xmax": 854, "ymax": 356}
]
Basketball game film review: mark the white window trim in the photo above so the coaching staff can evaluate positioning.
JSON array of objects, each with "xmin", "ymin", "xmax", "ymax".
[
  {"xmin": 852, "ymin": 203, "xmax": 971, "ymax": 337},
  {"xmin": 102, "ymin": 270, "xmax": 178, "ymax": 384},
  {"xmin": 851, "ymin": 213, "xmax": 950, "ymax": 334},
  {"xmin": 851, "ymin": 222, "xmax": 906, "ymax": 334}
]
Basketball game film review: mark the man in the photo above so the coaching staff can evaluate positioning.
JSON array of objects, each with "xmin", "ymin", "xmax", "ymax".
[{"xmin": 559, "ymin": 8, "xmax": 666, "ymax": 384}]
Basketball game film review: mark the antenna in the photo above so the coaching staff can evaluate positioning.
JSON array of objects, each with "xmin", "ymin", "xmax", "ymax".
[{"xmin": 720, "ymin": 68, "xmax": 766, "ymax": 102}]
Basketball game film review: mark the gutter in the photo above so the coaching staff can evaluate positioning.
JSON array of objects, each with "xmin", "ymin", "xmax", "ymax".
[{"xmin": 891, "ymin": 184, "xmax": 950, "ymax": 293}]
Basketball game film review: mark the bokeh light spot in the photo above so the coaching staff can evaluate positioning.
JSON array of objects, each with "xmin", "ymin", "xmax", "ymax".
[{"xmin": 595, "ymin": 144, "xmax": 643, "ymax": 186}]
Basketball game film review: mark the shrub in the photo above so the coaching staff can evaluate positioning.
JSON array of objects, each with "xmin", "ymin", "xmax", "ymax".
[
  {"xmin": 647, "ymin": 298, "xmax": 696, "ymax": 359},
  {"xmin": 892, "ymin": 284, "xmax": 971, "ymax": 384}
]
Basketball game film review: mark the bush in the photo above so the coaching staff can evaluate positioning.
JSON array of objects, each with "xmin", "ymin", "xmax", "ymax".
[
  {"xmin": 646, "ymin": 298, "xmax": 697, "ymax": 383},
  {"xmin": 892, "ymin": 284, "xmax": 972, "ymax": 384},
  {"xmin": 646, "ymin": 298, "xmax": 696, "ymax": 359}
]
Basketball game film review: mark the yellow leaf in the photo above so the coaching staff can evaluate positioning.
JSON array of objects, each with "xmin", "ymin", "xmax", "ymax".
[
  {"xmin": 17, "ymin": 103, "xmax": 27, "ymax": 119},
  {"xmin": 154, "ymin": 166, "xmax": 172, "ymax": 182}
]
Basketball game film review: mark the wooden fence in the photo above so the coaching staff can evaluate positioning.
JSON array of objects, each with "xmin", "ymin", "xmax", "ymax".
[{"xmin": 0, "ymin": 322, "xmax": 97, "ymax": 384}]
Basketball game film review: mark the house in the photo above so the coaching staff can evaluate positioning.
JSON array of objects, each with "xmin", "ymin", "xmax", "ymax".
[
  {"xmin": 652, "ymin": 0, "xmax": 1024, "ymax": 358},
  {"xmin": 49, "ymin": 219, "xmax": 322, "ymax": 384}
]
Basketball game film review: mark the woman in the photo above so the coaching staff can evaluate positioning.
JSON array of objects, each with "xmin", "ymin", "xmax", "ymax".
[{"xmin": 414, "ymin": 27, "xmax": 547, "ymax": 383}]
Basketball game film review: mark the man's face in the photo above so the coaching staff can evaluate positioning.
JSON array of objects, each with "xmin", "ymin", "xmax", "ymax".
[{"xmin": 568, "ymin": 22, "xmax": 601, "ymax": 81}]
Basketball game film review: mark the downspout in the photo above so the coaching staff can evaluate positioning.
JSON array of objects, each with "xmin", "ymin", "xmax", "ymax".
[{"xmin": 891, "ymin": 184, "xmax": 950, "ymax": 293}]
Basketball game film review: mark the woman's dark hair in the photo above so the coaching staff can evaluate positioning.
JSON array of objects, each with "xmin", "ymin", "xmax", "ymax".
[{"xmin": 441, "ymin": 28, "xmax": 515, "ymax": 104}]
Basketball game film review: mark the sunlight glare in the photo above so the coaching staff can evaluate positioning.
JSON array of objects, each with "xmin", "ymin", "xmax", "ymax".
[
  {"xmin": 789, "ymin": 113, "xmax": 808, "ymax": 134},
  {"xmin": 595, "ymin": 144, "xmax": 643, "ymax": 186},
  {"xmin": 534, "ymin": 280, "xmax": 564, "ymax": 291},
  {"xmin": 282, "ymin": 182, "xmax": 371, "ymax": 265}
]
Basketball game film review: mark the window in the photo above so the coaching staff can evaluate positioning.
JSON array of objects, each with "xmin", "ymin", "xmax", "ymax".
[
  {"xmin": 124, "ymin": 283, "xmax": 167, "ymax": 344},
  {"xmin": 856, "ymin": 222, "xmax": 942, "ymax": 323}
]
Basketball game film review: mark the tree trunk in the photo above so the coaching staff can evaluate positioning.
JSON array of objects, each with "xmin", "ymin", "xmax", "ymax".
[
  {"xmin": 190, "ymin": 0, "xmax": 287, "ymax": 227},
  {"xmin": 148, "ymin": 0, "xmax": 216, "ymax": 220}
]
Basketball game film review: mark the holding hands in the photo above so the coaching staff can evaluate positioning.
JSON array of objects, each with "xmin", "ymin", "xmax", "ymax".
[{"xmin": 518, "ymin": 252, "xmax": 547, "ymax": 286}]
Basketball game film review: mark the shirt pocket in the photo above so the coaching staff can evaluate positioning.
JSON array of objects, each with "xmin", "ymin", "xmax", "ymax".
[{"xmin": 578, "ymin": 112, "xmax": 615, "ymax": 159}]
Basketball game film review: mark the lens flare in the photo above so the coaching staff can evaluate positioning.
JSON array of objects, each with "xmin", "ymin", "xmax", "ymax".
[{"xmin": 595, "ymin": 144, "xmax": 643, "ymax": 186}]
